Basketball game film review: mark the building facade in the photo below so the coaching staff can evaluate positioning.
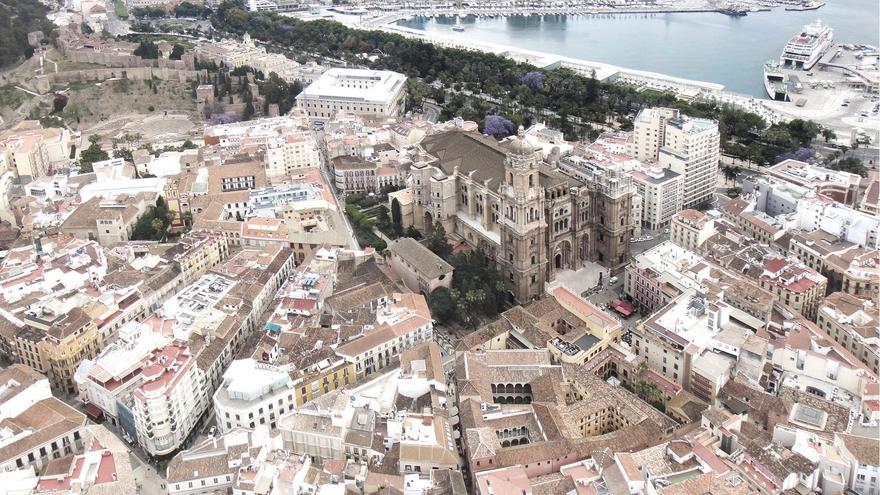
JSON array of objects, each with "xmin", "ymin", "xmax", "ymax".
[
  {"xmin": 296, "ymin": 68, "xmax": 407, "ymax": 120},
  {"xmin": 630, "ymin": 166, "xmax": 683, "ymax": 230},
  {"xmin": 632, "ymin": 108, "xmax": 719, "ymax": 209},
  {"xmin": 409, "ymin": 129, "xmax": 634, "ymax": 302},
  {"xmin": 670, "ymin": 209, "xmax": 716, "ymax": 252},
  {"xmin": 132, "ymin": 342, "xmax": 207, "ymax": 457},
  {"xmin": 387, "ymin": 237, "xmax": 454, "ymax": 295},
  {"xmin": 817, "ymin": 292, "xmax": 879, "ymax": 374}
]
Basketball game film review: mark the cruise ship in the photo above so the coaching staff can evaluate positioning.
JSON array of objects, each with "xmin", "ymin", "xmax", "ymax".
[{"xmin": 780, "ymin": 20, "xmax": 834, "ymax": 70}]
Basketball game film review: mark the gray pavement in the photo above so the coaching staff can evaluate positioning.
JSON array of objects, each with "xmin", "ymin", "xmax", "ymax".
[{"xmin": 131, "ymin": 453, "xmax": 167, "ymax": 495}]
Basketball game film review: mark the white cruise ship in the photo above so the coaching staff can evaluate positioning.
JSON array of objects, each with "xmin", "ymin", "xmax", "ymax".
[{"xmin": 780, "ymin": 20, "xmax": 834, "ymax": 70}]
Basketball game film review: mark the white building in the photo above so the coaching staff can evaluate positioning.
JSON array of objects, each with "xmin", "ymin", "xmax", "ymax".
[
  {"xmin": 132, "ymin": 342, "xmax": 207, "ymax": 457},
  {"xmin": 629, "ymin": 165, "xmax": 683, "ymax": 230},
  {"xmin": 165, "ymin": 427, "xmax": 294, "ymax": 495},
  {"xmin": 0, "ymin": 366, "xmax": 87, "ymax": 473},
  {"xmin": 213, "ymin": 359, "xmax": 296, "ymax": 434},
  {"xmin": 74, "ymin": 322, "xmax": 169, "ymax": 427},
  {"xmin": 670, "ymin": 209, "xmax": 717, "ymax": 252},
  {"xmin": 23, "ymin": 174, "xmax": 76, "ymax": 203},
  {"xmin": 795, "ymin": 200, "xmax": 879, "ymax": 249},
  {"xmin": 335, "ymin": 293, "xmax": 434, "ymax": 379},
  {"xmin": 0, "ymin": 365, "xmax": 52, "ymax": 421},
  {"xmin": 296, "ymin": 68, "xmax": 407, "ymax": 120},
  {"xmin": 836, "ymin": 433, "xmax": 880, "ymax": 495},
  {"xmin": 632, "ymin": 108, "xmax": 719, "ymax": 208},
  {"xmin": 265, "ymin": 131, "xmax": 321, "ymax": 178}
]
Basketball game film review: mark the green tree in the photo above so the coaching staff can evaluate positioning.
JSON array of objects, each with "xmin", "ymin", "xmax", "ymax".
[
  {"xmin": 428, "ymin": 287, "xmax": 456, "ymax": 324},
  {"xmin": 721, "ymin": 164, "xmax": 739, "ymax": 184},
  {"xmin": 169, "ymin": 43, "xmax": 185, "ymax": 60},
  {"xmin": 786, "ymin": 119, "xmax": 821, "ymax": 145},
  {"xmin": 830, "ymin": 157, "xmax": 866, "ymax": 177},
  {"xmin": 390, "ymin": 198, "xmax": 403, "ymax": 237},
  {"xmin": 173, "ymin": 1, "xmax": 206, "ymax": 17},
  {"xmin": 426, "ymin": 221, "xmax": 452, "ymax": 260},
  {"xmin": 131, "ymin": 197, "xmax": 172, "ymax": 240},
  {"xmin": 821, "ymin": 128, "xmax": 836, "ymax": 143},
  {"xmin": 133, "ymin": 41, "xmax": 160, "ymax": 59},
  {"xmin": 79, "ymin": 142, "xmax": 109, "ymax": 173},
  {"xmin": 404, "ymin": 225, "xmax": 422, "ymax": 240},
  {"xmin": 0, "ymin": 0, "xmax": 55, "ymax": 67},
  {"xmin": 375, "ymin": 206, "xmax": 392, "ymax": 234},
  {"xmin": 243, "ymin": 99, "xmax": 255, "ymax": 120}
]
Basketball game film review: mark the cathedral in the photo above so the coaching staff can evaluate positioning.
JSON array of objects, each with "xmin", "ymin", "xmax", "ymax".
[{"xmin": 407, "ymin": 127, "xmax": 635, "ymax": 303}]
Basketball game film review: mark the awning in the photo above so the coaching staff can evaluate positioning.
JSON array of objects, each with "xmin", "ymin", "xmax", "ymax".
[
  {"xmin": 611, "ymin": 299, "xmax": 634, "ymax": 317},
  {"xmin": 83, "ymin": 403, "xmax": 104, "ymax": 421}
]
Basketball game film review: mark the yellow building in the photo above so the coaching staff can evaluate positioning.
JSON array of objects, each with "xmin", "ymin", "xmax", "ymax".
[
  {"xmin": 295, "ymin": 359, "xmax": 357, "ymax": 406},
  {"xmin": 171, "ymin": 231, "xmax": 230, "ymax": 284},
  {"xmin": 16, "ymin": 308, "xmax": 102, "ymax": 394}
]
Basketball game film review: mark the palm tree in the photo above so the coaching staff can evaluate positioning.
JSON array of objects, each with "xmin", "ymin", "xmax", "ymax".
[
  {"xmin": 721, "ymin": 164, "xmax": 739, "ymax": 185},
  {"xmin": 821, "ymin": 128, "xmax": 836, "ymax": 143}
]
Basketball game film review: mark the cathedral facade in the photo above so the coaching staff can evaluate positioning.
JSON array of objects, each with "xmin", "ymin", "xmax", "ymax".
[{"xmin": 409, "ymin": 128, "xmax": 635, "ymax": 303}]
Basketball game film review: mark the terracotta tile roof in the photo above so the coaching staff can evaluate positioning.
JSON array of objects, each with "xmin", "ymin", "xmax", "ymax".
[{"xmin": 0, "ymin": 398, "xmax": 87, "ymax": 464}]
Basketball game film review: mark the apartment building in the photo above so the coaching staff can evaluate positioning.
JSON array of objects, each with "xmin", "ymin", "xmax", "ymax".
[
  {"xmin": 630, "ymin": 165, "xmax": 683, "ymax": 230},
  {"xmin": 632, "ymin": 108, "xmax": 719, "ymax": 208},
  {"xmin": 835, "ymin": 433, "xmax": 880, "ymax": 495},
  {"xmin": 755, "ymin": 256, "xmax": 827, "ymax": 321},
  {"xmin": 212, "ymin": 358, "xmax": 296, "ymax": 434},
  {"xmin": 132, "ymin": 342, "xmax": 205, "ymax": 457},
  {"xmin": 670, "ymin": 209, "xmax": 716, "ymax": 252},
  {"xmin": 0, "ymin": 121, "xmax": 72, "ymax": 181},
  {"xmin": 624, "ymin": 241, "xmax": 706, "ymax": 312},
  {"xmin": 15, "ymin": 308, "xmax": 102, "ymax": 395},
  {"xmin": 265, "ymin": 131, "xmax": 321, "ymax": 178},
  {"xmin": 330, "ymin": 155, "xmax": 377, "ymax": 194},
  {"xmin": 0, "ymin": 366, "xmax": 87, "ymax": 473},
  {"xmin": 817, "ymin": 292, "xmax": 879, "ymax": 374},
  {"xmin": 74, "ymin": 322, "xmax": 170, "ymax": 427},
  {"xmin": 787, "ymin": 229, "xmax": 879, "ymax": 303},
  {"xmin": 335, "ymin": 293, "xmax": 434, "ymax": 379}
]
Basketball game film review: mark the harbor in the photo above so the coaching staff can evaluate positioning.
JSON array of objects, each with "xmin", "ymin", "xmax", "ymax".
[{"xmin": 285, "ymin": 0, "xmax": 880, "ymax": 145}]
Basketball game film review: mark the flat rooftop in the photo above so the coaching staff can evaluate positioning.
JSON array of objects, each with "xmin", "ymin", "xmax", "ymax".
[{"xmin": 297, "ymin": 68, "xmax": 405, "ymax": 105}]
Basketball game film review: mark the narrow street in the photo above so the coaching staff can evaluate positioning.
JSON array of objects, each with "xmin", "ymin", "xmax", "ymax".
[{"xmin": 314, "ymin": 129, "xmax": 360, "ymax": 250}]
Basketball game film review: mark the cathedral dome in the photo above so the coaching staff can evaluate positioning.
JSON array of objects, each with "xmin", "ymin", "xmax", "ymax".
[{"xmin": 505, "ymin": 126, "xmax": 537, "ymax": 156}]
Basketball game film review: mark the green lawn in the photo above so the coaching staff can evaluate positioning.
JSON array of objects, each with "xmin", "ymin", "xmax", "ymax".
[
  {"xmin": 114, "ymin": 0, "xmax": 128, "ymax": 18},
  {"xmin": 0, "ymin": 85, "xmax": 28, "ymax": 111}
]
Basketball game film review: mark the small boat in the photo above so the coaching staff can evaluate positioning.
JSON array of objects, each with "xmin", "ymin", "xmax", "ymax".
[{"xmin": 452, "ymin": 19, "xmax": 465, "ymax": 31}]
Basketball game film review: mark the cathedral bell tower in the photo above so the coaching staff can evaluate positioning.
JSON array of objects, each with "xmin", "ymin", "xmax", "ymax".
[{"xmin": 499, "ymin": 127, "xmax": 547, "ymax": 303}]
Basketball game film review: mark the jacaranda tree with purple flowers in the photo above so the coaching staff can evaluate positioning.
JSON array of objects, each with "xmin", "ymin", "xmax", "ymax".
[
  {"xmin": 521, "ymin": 71, "xmax": 545, "ymax": 91},
  {"xmin": 484, "ymin": 114, "xmax": 514, "ymax": 139}
]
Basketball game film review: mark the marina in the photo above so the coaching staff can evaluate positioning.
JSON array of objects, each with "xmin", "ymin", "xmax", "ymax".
[{"xmin": 294, "ymin": 0, "xmax": 879, "ymax": 143}]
